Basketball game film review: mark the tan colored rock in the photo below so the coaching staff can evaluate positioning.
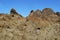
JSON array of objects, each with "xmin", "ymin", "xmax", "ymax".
[
  {"xmin": 42, "ymin": 8, "xmax": 54, "ymax": 15},
  {"xmin": 0, "ymin": 8, "xmax": 60, "ymax": 40}
]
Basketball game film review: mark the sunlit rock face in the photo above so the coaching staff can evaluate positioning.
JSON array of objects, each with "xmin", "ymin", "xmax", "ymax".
[
  {"xmin": 26, "ymin": 9, "xmax": 42, "ymax": 23},
  {"xmin": 42, "ymin": 8, "xmax": 54, "ymax": 15},
  {"xmin": 28, "ymin": 9, "xmax": 41, "ymax": 17},
  {"xmin": 26, "ymin": 8, "xmax": 59, "ymax": 27},
  {"xmin": 0, "ymin": 8, "xmax": 60, "ymax": 40}
]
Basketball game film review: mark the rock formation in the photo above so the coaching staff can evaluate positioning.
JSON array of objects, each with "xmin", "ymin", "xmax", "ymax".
[
  {"xmin": 10, "ymin": 8, "xmax": 23, "ymax": 17},
  {"xmin": 42, "ymin": 8, "xmax": 54, "ymax": 15},
  {"xmin": 56, "ymin": 12, "xmax": 60, "ymax": 16},
  {"xmin": 10, "ymin": 8, "xmax": 18, "ymax": 14},
  {"xmin": 0, "ymin": 8, "xmax": 60, "ymax": 40}
]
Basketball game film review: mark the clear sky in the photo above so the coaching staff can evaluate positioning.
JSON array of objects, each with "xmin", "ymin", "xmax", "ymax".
[{"xmin": 0, "ymin": 0, "xmax": 60, "ymax": 17}]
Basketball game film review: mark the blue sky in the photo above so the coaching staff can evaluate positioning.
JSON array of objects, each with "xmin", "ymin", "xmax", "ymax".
[{"xmin": 0, "ymin": 0, "xmax": 60, "ymax": 17}]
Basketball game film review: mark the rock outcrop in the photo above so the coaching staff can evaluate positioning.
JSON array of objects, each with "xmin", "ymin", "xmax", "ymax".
[
  {"xmin": 10, "ymin": 8, "xmax": 23, "ymax": 17},
  {"xmin": 0, "ymin": 8, "xmax": 60, "ymax": 40},
  {"xmin": 26, "ymin": 8, "xmax": 59, "ymax": 27},
  {"xmin": 10, "ymin": 8, "xmax": 18, "ymax": 14},
  {"xmin": 42, "ymin": 8, "xmax": 54, "ymax": 14},
  {"xmin": 56, "ymin": 12, "xmax": 60, "ymax": 16}
]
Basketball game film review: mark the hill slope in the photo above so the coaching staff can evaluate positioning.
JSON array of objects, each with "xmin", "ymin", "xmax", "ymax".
[{"xmin": 0, "ymin": 8, "xmax": 60, "ymax": 40}]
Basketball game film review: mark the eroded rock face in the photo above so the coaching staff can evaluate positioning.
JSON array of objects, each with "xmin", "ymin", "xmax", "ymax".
[
  {"xmin": 42, "ymin": 8, "xmax": 54, "ymax": 15},
  {"xmin": 0, "ymin": 8, "xmax": 60, "ymax": 40},
  {"xmin": 26, "ymin": 8, "xmax": 59, "ymax": 27},
  {"xmin": 10, "ymin": 8, "xmax": 18, "ymax": 14},
  {"xmin": 56, "ymin": 12, "xmax": 60, "ymax": 16},
  {"xmin": 28, "ymin": 9, "xmax": 41, "ymax": 17},
  {"xmin": 26, "ymin": 9, "xmax": 41, "ymax": 23},
  {"xmin": 34, "ymin": 9, "xmax": 41, "ymax": 17},
  {"xmin": 29, "ymin": 10, "xmax": 35, "ymax": 17}
]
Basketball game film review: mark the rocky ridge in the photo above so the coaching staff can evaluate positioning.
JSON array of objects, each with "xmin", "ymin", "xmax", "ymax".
[{"xmin": 0, "ymin": 8, "xmax": 60, "ymax": 40}]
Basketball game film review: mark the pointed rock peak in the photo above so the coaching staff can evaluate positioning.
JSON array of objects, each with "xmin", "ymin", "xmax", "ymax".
[
  {"xmin": 10, "ymin": 8, "xmax": 18, "ymax": 14},
  {"xmin": 29, "ymin": 10, "xmax": 35, "ymax": 17},
  {"xmin": 29, "ymin": 9, "xmax": 41, "ymax": 17},
  {"xmin": 30, "ymin": 10, "xmax": 34, "ymax": 13},
  {"xmin": 10, "ymin": 8, "xmax": 23, "ymax": 17},
  {"xmin": 42, "ymin": 8, "xmax": 54, "ymax": 15}
]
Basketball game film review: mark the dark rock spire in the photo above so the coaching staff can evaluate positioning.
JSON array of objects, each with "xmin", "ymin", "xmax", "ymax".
[{"xmin": 10, "ymin": 8, "xmax": 18, "ymax": 14}]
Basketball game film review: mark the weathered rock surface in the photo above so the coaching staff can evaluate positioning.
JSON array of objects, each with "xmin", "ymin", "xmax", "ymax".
[
  {"xmin": 56, "ymin": 12, "xmax": 60, "ymax": 16},
  {"xmin": 0, "ymin": 8, "xmax": 60, "ymax": 40}
]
